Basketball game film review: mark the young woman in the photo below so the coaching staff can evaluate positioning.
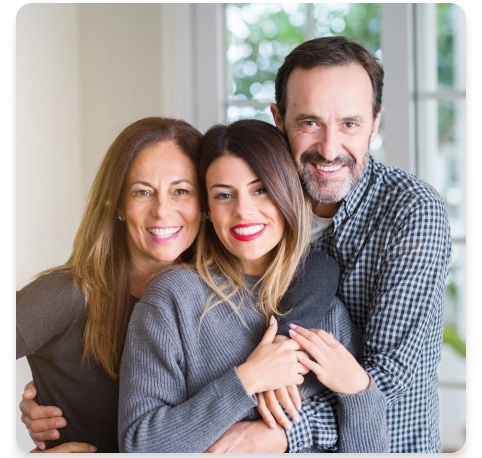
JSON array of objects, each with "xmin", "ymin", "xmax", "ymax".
[
  {"xmin": 16, "ymin": 117, "xmax": 202, "ymax": 453},
  {"xmin": 118, "ymin": 119, "xmax": 388, "ymax": 453}
]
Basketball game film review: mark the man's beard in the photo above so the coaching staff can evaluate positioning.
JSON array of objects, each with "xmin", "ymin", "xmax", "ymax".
[{"xmin": 298, "ymin": 150, "xmax": 369, "ymax": 204}]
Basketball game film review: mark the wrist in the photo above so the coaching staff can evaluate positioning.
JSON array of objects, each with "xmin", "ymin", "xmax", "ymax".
[{"xmin": 236, "ymin": 363, "xmax": 256, "ymax": 396}]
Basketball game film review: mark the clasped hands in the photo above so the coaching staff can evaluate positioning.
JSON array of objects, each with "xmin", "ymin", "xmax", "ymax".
[{"xmin": 254, "ymin": 320, "xmax": 370, "ymax": 432}]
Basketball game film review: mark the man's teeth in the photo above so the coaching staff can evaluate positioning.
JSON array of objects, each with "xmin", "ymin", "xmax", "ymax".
[
  {"xmin": 232, "ymin": 225, "xmax": 264, "ymax": 236},
  {"xmin": 148, "ymin": 227, "xmax": 181, "ymax": 238},
  {"xmin": 316, "ymin": 164, "xmax": 342, "ymax": 172}
]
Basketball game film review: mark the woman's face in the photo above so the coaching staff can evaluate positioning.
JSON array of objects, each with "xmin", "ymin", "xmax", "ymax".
[
  {"xmin": 121, "ymin": 141, "xmax": 200, "ymax": 272},
  {"xmin": 205, "ymin": 155, "xmax": 285, "ymax": 276}
]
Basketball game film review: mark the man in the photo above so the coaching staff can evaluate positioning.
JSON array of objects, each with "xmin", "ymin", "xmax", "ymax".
[{"xmin": 207, "ymin": 36, "xmax": 451, "ymax": 453}]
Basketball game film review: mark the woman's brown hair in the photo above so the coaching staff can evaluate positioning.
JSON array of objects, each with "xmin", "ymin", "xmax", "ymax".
[
  {"xmin": 196, "ymin": 119, "xmax": 311, "ymax": 327},
  {"xmin": 40, "ymin": 117, "xmax": 202, "ymax": 378}
]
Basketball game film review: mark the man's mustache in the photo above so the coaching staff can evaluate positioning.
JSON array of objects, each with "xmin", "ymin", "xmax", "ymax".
[{"xmin": 299, "ymin": 151, "xmax": 356, "ymax": 168}]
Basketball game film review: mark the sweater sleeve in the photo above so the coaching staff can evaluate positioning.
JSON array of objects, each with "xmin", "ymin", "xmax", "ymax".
[
  {"xmin": 118, "ymin": 297, "xmax": 257, "ymax": 453},
  {"xmin": 285, "ymin": 297, "xmax": 389, "ymax": 453},
  {"xmin": 16, "ymin": 271, "xmax": 83, "ymax": 359}
]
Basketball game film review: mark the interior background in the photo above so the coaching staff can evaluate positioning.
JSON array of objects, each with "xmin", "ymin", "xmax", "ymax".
[{"xmin": 14, "ymin": 3, "xmax": 468, "ymax": 453}]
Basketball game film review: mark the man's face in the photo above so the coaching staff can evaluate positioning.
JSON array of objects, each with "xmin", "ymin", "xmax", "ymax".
[{"xmin": 271, "ymin": 64, "xmax": 381, "ymax": 216}]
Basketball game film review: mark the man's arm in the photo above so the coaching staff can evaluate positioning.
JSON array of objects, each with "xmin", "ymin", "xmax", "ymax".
[{"xmin": 359, "ymin": 197, "xmax": 451, "ymax": 405}]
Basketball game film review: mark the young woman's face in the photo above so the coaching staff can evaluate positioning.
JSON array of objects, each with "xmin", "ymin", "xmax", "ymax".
[
  {"xmin": 120, "ymin": 141, "xmax": 200, "ymax": 272},
  {"xmin": 205, "ymin": 155, "xmax": 285, "ymax": 276}
]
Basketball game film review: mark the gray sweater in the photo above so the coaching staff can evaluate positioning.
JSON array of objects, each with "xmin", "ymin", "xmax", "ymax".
[{"xmin": 118, "ymin": 252, "xmax": 389, "ymax": 453}]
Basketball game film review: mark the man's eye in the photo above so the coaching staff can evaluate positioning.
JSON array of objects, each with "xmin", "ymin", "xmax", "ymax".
[
  {"xmin": 299, "ymin": 120, "xmax": 320, "ymax": 133},
  {"xmin": 345, "ymin": 122, "xmax": 356, "ymax": 128}
]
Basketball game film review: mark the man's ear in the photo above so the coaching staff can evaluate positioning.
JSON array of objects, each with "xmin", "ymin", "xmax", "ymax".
[
  {"xmin": 370, "ymin": 106, "xmax": 384, "ymax": 143},
  {"xmin": 270, "ymin": 103, "xmax": 284, "ymax": 132}
]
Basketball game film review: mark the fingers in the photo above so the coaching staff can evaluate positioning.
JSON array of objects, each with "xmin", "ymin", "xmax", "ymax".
[
  {"xmin": 259, "ymin": 316, "xmax": 278, "ymax": 345},
  {"xmin": 288, "ymin": 325, "xmax": 327, "ymax": 361},
  {"xmin": 22, "ymin": 414, "xmax": 66, "ymax": 441},
  {"xmin": 20, "ymin": 399, "xmax": 63, "ymax": 421},
  {"xmin": 256, "ymin": 392, "xmax": 276, "ymax": 430},
  {"xmin": 275, "ymin": 386, "xmax": 301, "ymax": 423},
  {"xmin": 22, "ymin": 380, "xmax": 37, "ymax": 400},
  {"xmin": 263, "ymin": 390, "xmax": 292, "ymax": 431},
  {"xmin": 35, "ymin": 442, "xmax": 97, "ymax": 453}
]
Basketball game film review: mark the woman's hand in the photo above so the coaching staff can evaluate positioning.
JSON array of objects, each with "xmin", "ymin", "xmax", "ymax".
[
  {"xmin": 288, "ymin": 325, "xmax": 370, "ymax": 394},
  {"xmin": 20, "ymin": 381, "xmax": 67, "ymax": 450},
  {"xmin": 236, "ymin": 317, "xmax": 306, "ymax": 396},
  {"xmin": 30, "ymin": 442, "xmax": 96, "ymax": 453},
  {"xmin": 256, "ymin": 334, "xmax": 307, "ymax": 431}
]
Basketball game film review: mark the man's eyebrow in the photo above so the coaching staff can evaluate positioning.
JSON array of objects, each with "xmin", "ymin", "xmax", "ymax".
[{"xmin": 293, "ymin": 113, "xmax": 322, "ymax": 122}]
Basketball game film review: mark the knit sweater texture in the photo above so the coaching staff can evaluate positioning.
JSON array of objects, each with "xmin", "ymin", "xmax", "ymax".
[{"xmin": 118, "ymin": 251, "xmax": 388, "ymax": 453}]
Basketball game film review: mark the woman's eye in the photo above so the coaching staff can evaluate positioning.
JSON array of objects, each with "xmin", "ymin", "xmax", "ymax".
[
  {"xmin": 174, "ymin": 188, "xmax": 188, "ymax": 195},
  {"xmin": 254, "ymin": 187, "xmax": 268, "ymax": 195},
  {"xmin": 214, "ymin": 192, "xmax": 232, "ymax": 200},
  {"xmin": 134, "ymin": 190, "xmax": 150, "ymax": 197}
]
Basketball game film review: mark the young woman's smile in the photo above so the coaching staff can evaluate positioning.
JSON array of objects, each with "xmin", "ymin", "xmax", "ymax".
[{"xmin": 205, "ymin": 155, "xmax": 285, "ymax": 276}]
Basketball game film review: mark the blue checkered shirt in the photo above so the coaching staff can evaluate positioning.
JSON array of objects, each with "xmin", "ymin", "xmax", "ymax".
[{"xmin": 286, "ymin": 156, "xmax": 451, "ymax": 453}]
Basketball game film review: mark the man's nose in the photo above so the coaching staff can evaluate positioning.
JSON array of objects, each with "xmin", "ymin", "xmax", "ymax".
[{"xmin": 315, "ymin": 125, "xmax": 339, "ymax": 162}]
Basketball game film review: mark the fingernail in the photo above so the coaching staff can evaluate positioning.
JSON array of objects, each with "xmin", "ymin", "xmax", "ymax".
[
  {"xmin": 269, "ymin": 422, "xmax": 276, "ymax": 430},
  {"xmin": 296, "ymin": 403, "xmax": 302, "ymax": 410},
  {"xmin": 294, "ymin": 416, "xmax": 300, "ymax": 423},
  {"xmin": 285, "ymin": 423, "xmax": 292, "ymax": 431},
  {"xmin": 56, "ymin": 419, "xmax": 66, "ymax": 427},
  {"xmin": 289, "ymin": 329, "xmax": 297, "ymax": 337},
  {"xmin": 52, "ymin": 410, "xmax": 62, "ymax": 417},
  {"xmin": 297, "ymin": 353, "xmax": 303, "ymax": 360},
  {"xmin": 89, "ymin": 446, "xmax": 97, "ymax": 452},
  {"xmin": 49, "ymin": 431, "xmax": 58, "ymax": 440},
  {"xmin": 269, "ymin": 316, "xmax": 276, "ymax": 325},
  {"xmin": 289, "ymin": 323, "xmax": 297, "ymax": 329}
]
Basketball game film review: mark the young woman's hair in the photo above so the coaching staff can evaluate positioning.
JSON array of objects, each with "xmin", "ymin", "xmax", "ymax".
[
  {"xmin": 39, "ymin": 117, "xmax": 202, "ymax": 378},
  {"xmin": 196, "ymin": 119, "xmax": 312, "ymax": 326}
]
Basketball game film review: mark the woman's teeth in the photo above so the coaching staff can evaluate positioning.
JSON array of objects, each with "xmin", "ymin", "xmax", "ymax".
[
  {"xmin": 232, "ymin": 225, "xmax": 264, "ymax": 236},
  {"xmin": 148, "ymin": 227, "xmax": 181, "ymax": 238}
]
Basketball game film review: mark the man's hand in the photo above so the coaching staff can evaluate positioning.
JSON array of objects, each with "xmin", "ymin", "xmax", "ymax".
[
  {"xmin": 30, "ymin": 442, "xmax": 96, "ymax": 453},
  {"xmin": 204, "ymin": 420, "xmax": 288, "ymax": 453},
  {"xmin": 20, "ymin": 381, "xmax": 67, "ymax": 450}
]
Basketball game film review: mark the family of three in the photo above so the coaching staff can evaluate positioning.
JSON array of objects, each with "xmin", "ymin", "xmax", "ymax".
[{"xmin": 17, "ymin": 36, "xmax": 451, "ymax": 453}]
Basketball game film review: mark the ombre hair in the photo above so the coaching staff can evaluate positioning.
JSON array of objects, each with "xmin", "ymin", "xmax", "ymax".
[
  {"xmin": 39, "ymin": 117, "xmax": 202, "ymax": 379},
  {"xmin": 196, "ymin": 119, "xmax": 312, "ymax": 326}
]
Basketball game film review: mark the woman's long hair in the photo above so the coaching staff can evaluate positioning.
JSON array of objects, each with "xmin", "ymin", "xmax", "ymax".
[
  {"xmin": 39, "ymin": 117, "xmax": 202, "ymax": 379},
  {"xmin": 196, "ymin": 119, "xmax": 312, "ymax": 326}
]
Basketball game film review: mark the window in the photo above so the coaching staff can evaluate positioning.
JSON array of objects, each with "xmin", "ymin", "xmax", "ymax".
[
  {"xmin": 225, "ymin": 3, "xmax": 385, "ymax": 162},
  {"xmin": 224, "ymin": 3, "xmax": 466, "ymax": 452}
]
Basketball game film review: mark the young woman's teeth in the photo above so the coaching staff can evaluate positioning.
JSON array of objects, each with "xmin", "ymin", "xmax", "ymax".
[
  {"xmin": 316, "ymin": 164, "xmax": 342, "ymax": 172},
  {"xmin": 148, "ymin": 227, "xmax": 181, "ymax": 238},
  {"xmin": 232, "ymin": 225, "xmax": 264, "ymax": 236}
]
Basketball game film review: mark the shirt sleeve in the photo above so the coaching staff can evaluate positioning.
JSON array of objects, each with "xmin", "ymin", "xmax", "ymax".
[
  {"xmin": 285, "ymin": 298, "xmax": 389, "ymax": 453},
  {"xmin": 361, "ymin": 196, "xmax": 451, "ymax": 405},
  {"xmin": 118, "ymin": 298, "xmax": 257, "ymax": 453}
]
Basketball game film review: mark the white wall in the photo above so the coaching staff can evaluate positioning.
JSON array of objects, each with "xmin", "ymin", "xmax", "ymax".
[
  {"xmin": 16, "ymin": 4, "xmax": 168, "ymax": 451},
  {"xmin": 16, "ymin": 4, "xmax": 82, "ymax": 451}
]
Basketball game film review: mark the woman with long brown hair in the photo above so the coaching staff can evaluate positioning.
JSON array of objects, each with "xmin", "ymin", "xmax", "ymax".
[
  {"xmin": 118, "ymin": 119, "xmax": 388, "ymax": 453},
  {"xmin": 17, "ymin": 117, "xmax": 202, "ymax": 453}
]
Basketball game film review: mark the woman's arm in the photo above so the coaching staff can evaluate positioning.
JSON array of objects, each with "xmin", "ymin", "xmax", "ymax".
[{"xmin": 118, "ymin": 301, "xmax": 305, "ymax": 453}]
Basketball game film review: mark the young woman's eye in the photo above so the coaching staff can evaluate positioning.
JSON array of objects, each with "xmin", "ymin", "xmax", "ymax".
[
  {"xmin": 214, "ymin": 192, "xmax": 232, "ymax": 200},
  {"xmin": 254, "ymin": 187, "xmax": 268, "ymax": 195}
]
